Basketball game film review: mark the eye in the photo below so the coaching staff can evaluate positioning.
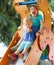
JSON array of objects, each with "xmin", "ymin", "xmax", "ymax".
[{"xmin": 26, "ymin": 24, "xmax": 28, "ymax": 26}]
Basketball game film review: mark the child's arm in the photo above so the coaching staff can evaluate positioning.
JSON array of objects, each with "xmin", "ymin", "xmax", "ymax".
[
  {"xmin": 36, "ymin": 20, "xmax": 44, "ymax": 36},
  {"xmin": 39, "ymin": 20, "xmax": 44, "ymax": 32}
]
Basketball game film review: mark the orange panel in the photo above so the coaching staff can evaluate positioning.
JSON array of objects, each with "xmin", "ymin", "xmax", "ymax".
[
  {"xmin": 37, "ymin": 0, "xmax": 51, "ymax": 29},
  {"xmin": 13, "ymin": 0, "xmax": 29, "ymax": 26}
]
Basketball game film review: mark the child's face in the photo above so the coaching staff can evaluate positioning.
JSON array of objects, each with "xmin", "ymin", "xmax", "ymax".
[
  {"xmin": 30, "ymin": 6, "xmax": 38, "ymax": 17},
  {"xmin": 24, "ymin": 20, "xmax": 32, "ymax": 29}
]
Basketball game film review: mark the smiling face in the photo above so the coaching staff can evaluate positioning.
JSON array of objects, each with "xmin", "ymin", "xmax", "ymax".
[
  {"xmin": 30, "ymin": 5, "xmax": 38, "ymax": 17},
  {"xmin": 23, "ymin": 17, "xmax": 32, "ymax": 29},
  {"xmin": 24, "ymin": 20, "xmax": 32, "ymax": 29}
]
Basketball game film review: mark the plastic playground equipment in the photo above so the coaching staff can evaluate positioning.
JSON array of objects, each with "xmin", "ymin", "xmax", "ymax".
[{"xmin": 0, "ymin": 0, "xmax": 54, "ymax": 65}]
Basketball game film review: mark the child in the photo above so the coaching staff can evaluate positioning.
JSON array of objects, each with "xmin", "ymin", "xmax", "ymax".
[
  {"xmin": 8, "ymin": 17, "xmax": 39, "ymax": 60},
  {"xmin": 29, "ymin": 4, "xmax": 44, "ymax": 33}
]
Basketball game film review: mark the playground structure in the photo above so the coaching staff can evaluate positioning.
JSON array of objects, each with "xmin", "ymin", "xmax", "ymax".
[
  {"xmin": 38, "ymin": 26, "xmax": 54, "ymax": 65},
  {"xmin": 0, "ymin": 0, "xmax": 54, "ymax": 65}
]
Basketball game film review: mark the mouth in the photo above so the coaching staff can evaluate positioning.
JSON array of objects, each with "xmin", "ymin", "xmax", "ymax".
[{"xmin": 32, "ymin": 12, "xmax": 35, "ymax": 14}]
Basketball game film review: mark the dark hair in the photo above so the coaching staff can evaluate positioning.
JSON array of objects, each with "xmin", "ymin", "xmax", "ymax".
[{"xmin": 29, "ymin": 4, "xmax": 38, "ymax": 10}]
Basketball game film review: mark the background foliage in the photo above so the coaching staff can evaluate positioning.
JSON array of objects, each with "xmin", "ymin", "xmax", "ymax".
[{"xmin": 0, "ymin": 0, "xmax": 21, "ymax": 45}]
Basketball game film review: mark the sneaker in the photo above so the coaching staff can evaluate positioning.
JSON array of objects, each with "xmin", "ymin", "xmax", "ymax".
[{"xmin": 8, "ymin": 53, "xmax": 18, "ymax": 60}]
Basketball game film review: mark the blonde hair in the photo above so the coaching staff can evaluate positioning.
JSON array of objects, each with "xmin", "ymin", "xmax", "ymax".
[
  {"xmin": 23, "ymin": 16, "xmax": 32, "ymax": 23},
  {"xmin": 23, "ymin": 17, "xmax": 32, "ymax": 30}
]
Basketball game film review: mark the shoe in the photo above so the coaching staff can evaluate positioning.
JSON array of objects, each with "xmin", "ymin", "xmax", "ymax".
[
  {"xmin": 19, "ymin": 53, "xmax": 24, "ymax": 58},
  {"xmin": 8, "ymin": 53, "xmax": 18, "ymax": 60}
]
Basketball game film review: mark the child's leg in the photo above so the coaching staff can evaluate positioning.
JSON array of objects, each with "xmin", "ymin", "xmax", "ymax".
[
  {"xmin": 22, "ymin": 48, "xmax": 29, "ymax": 55},
  {"xmin": 19, "ymin": 48, "xmax": 29, "ymax": 58},
  {"xmin": 8, "ymin": 41, "xmax": 25, "ymax": 60},
  {"xmin": 19, "ymin": 41, "xmax": 33, "ymax": 58},
  {"xmin": 15, "ymin": 49, "xmax": 20, "ymax": 55}
]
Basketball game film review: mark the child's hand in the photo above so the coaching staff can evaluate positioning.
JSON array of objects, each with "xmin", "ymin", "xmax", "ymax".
[
  {"xmin": 27, "ymin": 28, "xmax": 32, "ymax": 32},
  {"xmin": 36, "ymin": 32, "xmax": 41, "ymax": 36}
]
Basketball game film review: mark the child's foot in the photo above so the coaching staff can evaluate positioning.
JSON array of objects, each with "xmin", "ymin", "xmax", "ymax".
[
  {"xmin": 19, "ymin": 53, "xmax": 24, "ymax": 58},
  {"xmin": 8, "ymin": 53, "xmax": 18, "ymax": 60}
]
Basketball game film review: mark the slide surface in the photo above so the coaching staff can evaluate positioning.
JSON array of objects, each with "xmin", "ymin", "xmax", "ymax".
[
  {"xmin": 0, "ymin": 0, "xmax": 51, "ymax": 65},
  {"xmin": 24, "ymin": 37, "xmax": 42, "ymax": 65}
]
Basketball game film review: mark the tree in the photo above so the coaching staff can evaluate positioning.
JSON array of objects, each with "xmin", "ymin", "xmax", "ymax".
[{"xmin": 0, "ymin": 0, "xmax": 21, "ymax": 45}]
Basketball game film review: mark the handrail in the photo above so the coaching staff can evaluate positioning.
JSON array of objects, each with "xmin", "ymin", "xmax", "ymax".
[{"xmin": 18, "ymin": 1, "xmax": 37, "ymax": 5}]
